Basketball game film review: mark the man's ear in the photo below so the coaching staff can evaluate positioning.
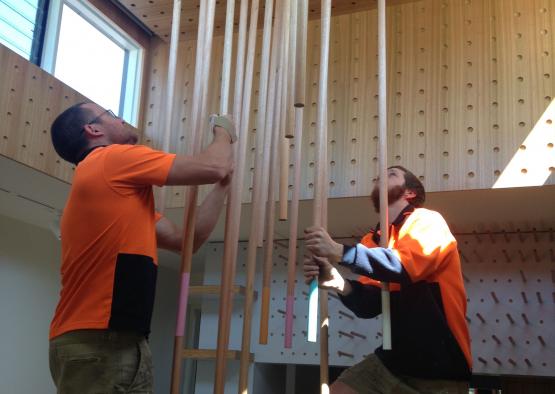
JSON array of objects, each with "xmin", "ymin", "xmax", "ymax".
[
  {"xmin": 82, "ymin": 123, "xmax": 105, "ymax": 139},
  {"xmin": 404, "ymin": 189, "xmax": 416, "ymax": 200}
]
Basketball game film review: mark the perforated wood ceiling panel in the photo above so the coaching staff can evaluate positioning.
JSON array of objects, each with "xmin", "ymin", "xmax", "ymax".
[{"xmin": 117, "ymin": 0, "xmax": 414, "ymax": 41}]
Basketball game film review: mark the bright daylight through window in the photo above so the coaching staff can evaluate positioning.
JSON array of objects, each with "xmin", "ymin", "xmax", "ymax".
[{"xmin": 42, "ymin": 0, "xmax": 143, "ymax": 126}]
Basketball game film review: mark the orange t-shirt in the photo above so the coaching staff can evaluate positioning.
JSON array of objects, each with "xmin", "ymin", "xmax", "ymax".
[
  {"xmin": 357, "ymin": 208, "xmax": 472, "ymax": 369},
  {"xmin": 49, "ymin": 144, "xmax": 175, "ymax": 339}
]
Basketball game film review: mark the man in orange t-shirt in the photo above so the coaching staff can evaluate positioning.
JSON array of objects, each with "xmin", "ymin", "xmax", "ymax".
[
  {"xmin": 304, "ymin": 166, "xmax": 472, "ymax": 394},
  {"xmin": 48, "ymin": 102, "xmax": 235, "ymax": 393}
]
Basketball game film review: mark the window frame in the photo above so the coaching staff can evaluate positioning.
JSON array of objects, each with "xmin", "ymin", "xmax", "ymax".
[{"xmin": 40, "ymin": 0, "xmax": 144, "ymax": 126}]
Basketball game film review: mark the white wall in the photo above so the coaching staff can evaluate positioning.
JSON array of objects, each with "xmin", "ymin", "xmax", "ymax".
[
  {"xmin": 0, "ymin": 214, "xmax": 60, "ymax": 394},
  {"xmin": 0, "ymin": 214, "xmax": 199, "ymax": 394}
]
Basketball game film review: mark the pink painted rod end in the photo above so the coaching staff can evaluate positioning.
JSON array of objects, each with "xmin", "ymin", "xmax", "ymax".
[{"xmin": 175, "ymin": 272, "xmax": 191, "ymax": 337}]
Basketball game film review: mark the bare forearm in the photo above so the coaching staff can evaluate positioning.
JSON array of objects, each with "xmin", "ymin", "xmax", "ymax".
[{"xmin": 193, "ymin": 183, "xmax": 229, "ymax": 251}]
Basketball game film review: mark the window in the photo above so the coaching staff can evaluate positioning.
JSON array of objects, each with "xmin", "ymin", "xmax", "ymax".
[
  {"xmin": 0, "ymin": 0, "xmax": 48, "ymax": 63},
  {"xmin": 42, "ymin": 0, "xmax": 143, "ymax": 126}
]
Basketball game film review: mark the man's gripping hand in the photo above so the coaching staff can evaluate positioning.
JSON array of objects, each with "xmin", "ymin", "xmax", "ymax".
[
  {"xmin": 210, "ymin": 114, "xmax": 237, "ymax": 143},
  {"xmin": 304, "ymin": 226, "xmax": 343, "ymax": 264}
]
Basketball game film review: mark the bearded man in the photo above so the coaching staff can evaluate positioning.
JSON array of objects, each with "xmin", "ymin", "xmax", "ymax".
[{"xmin": 303, "ymin": 166, "xmax": 472, "ymax": 394}]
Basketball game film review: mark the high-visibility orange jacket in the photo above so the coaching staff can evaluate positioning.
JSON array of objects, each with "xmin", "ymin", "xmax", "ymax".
[{"xmin": 339, "ymin": 205, "xmax": 472, "ymax": 380}]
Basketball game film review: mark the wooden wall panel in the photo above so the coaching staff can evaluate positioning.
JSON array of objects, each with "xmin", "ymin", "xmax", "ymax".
[
  {"xmin": 0, "ymin": 45, "xmax": 88, "ymax": 183},
  {"xmin": 141, "ymin": 0, "xmax": 555, "ymax": 208}
]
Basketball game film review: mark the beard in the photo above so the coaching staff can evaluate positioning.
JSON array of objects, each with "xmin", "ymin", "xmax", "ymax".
[{"xmin": 371, "ymin": 185, "xmax": 406, "ymax": 212}]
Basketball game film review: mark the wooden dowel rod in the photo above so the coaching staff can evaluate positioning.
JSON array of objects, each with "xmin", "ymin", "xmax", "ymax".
[
  {"xmin": 170, "ymin": 1, "xmax": 215, "ymax": 393},
  {"xmin": 490, "ymin": 291, "xmax": 499, "ymax": 304},
  {"xmin": 308, "ymin": 0, "xmax": 331, "ymax": 345},
  {"xmin": 278, "ymin": 0, "xmax": 292, "ymax": 221},
  {"xmin": 257, "ymin": 0, "xmax": 283, "ymax": 247},
  {"xmin": 525, "ymin": 358, "xmax": 532, "ymax": 367},
  {"xmin": 294, "ymin": 0, "xmax": 308, "ymax": 107},
  {"xmin": 312, "ymin": 1, "xmax": 332, "ymax": 392},
  {"xmin": 219, "ymin": 0, "xmax": 235, "ymax": 115},
  {"xmin": 238, "ymin": 3, "xmax": 274, "ymax": 389},
  {"xmin": 215, "ymin": 0, "xmax": 259, "ymax": 392},
  {"xmin": 521, "ymin": 291, "xmax": 528, "ymax": 304},
  {"xmin": 377, "ymin": 0, "xmax": 391, "ymax": 351},
  {"xmin": 338, "ymin": 330, "xmax": 354, "ymax": 339},
  {"xmin": 285, "ymin": 107, "xmax": 304, "ymax": 349},
  {"xmin": 337, "ymin": 351, "xmax": 354, "ymax": 358},
  {"xmin": 232, "ymin": 0, "xmax": 249, "ymax": 129},
  {"xmin": 156, "ymin": 0, "xmax": 182, "ymax": 215},
  {"xmin": 351, "ymin": 331, "xmax": 367, "ymax": 339},
  {"xmin": 260, "ymin": 0, "xmax": 286, "ymax": 344},
  {"xmin": 338, "ymin": 310, "xmax": 354, "ymax": 320},
  {"xmin": 285, "ymin": 0, "xmax": 298, "ymax": 137}
]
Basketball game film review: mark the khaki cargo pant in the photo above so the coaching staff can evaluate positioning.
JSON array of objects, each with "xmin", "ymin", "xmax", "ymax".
[
  {"xmin": 49, "ymin": 330, "xmax": 153, "ymax": 394},
  {"xmin": 336, "ymin": 354, "xmax": 469, "ymax": 394}
]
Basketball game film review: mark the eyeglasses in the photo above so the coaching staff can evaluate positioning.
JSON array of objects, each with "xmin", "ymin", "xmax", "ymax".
[
  {"xmin": 80, "ymin": 109, "xmax": 118, "ymax": 133},
  {"xmin": 88, "ymin": 109, "xmax": 118, "ymax": 125}
]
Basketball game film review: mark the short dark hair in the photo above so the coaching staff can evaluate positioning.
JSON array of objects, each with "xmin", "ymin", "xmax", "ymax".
[
  {"xmin": 51, "ymin": 101, "xmax": 93, "ymax": 164},
  {"xmin": 389, "ymin": 165, "xmax": 426, "ymax": 207}
]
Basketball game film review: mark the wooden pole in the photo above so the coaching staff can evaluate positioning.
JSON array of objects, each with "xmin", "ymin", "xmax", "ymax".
[
  {"xmin": 219, "ymin": 0, "xmax": 235, "ymax": 115},
  {"xmin": 285, "ymin": 107, "xmax": 304, "ymax": 348},
  {"xmin": 317, "ymin": 1, "xmax": 331, "ymax": 390},
  {"xmin": 278, "ymin": 0, "xmax": 292, "ymax": 221},
  {"xmin": 170, "ymin": 1, "xmax": 217, "ymax": 393},
  {"xmin": 214, "ymin": 0, "xmax": 260, "ymax": 392},
  {"xmin": 260, "ymin": 0, "xmax": 289, "ymax": 344},
  {"xmin": 294, "ymin": 0, "xmax": 308, "ymax": 108},
  {"xmin": 238, "ymin": 0, "xmax": 274, "ymax": 391},
  {"xmin": 306, "ymin": 0, "xmax": 331, "ymax": 391},
  {"xmin": 256, "ymin": 0, "xmax": 284, "ymax": 247},
  {"xmin": 284, "ymin": 0, "xmax": 305, "ymax": 349},
  {"xmin": 233, "ymin": 0, "xmax": 249, "ymax": 127},
  {"xmin": 377, "ymin": 0, "xmax": 392, "ymax": 351},
  {"xmin": 156, "ymin": 0, "xmax": 181, "ymax": 215}
]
